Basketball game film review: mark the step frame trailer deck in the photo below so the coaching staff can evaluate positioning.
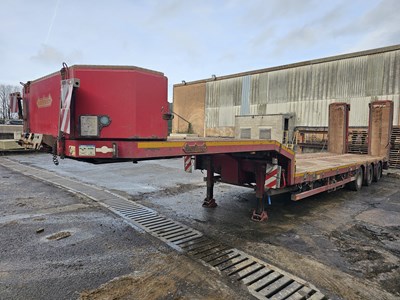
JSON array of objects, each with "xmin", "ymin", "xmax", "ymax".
[
  {"xmin": 17, "ymin": 65, "xmax": 393, "ymax": 221},
  {"xmin": 23, "ymin": 101, "xmax": 393, "ymax": 222}
]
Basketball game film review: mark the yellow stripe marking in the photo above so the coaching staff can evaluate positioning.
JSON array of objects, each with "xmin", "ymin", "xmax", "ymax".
[
  {"xmin": 138, "ymin": 141, "xmax": 185, "ymax": 148},
  {"xmin": 137, "ymin": 140, "xmax": 294, "ymax": 155}
]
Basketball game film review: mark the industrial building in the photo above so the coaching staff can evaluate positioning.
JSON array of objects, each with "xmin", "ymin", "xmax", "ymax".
[{"xmin": 172, "ymin": 45, "xmax": 400, "ymax": 141}]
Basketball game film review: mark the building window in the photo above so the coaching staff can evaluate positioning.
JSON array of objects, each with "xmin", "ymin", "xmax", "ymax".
[
  {"xmin": 240, "ymin": 128, "xmax": 251, "ymax": 139},
  {"xmin": 259, "ymin": 128, "xmax": 271, "ymax": 139}
]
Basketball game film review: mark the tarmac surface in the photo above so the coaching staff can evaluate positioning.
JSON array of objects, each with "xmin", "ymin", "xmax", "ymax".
[
  {"xmin": 1, "ymin": 153, "xmax": 400, "ymax": 299},
  {"xmin": 0, "ymin": 158, "xmax": 250, "ymax": 300}
]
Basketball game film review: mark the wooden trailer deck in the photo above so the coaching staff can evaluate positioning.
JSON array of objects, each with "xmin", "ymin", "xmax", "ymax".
[{"xmin": 295, "ymin": 152, "xmax": 385, "ymax": 176}]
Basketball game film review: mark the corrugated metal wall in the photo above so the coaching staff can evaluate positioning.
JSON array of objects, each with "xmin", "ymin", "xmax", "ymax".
[
  {"xmin": 205, "ymin": 77, "xmax": 242, "ymax": 129},
  {"xmin": 205, "ymin": 50, "xmax": 400, "ymax": 135}
]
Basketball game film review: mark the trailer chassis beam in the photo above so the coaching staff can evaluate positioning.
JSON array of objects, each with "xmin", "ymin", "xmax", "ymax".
[{"xmin": 291, "ymin": 176, "xmax": 355, "ymax": 201}]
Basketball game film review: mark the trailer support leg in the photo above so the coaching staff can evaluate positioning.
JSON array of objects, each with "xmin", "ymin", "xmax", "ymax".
[
  {"xmin": 203, "ymin": 156, "xmax": 217, "ymax": 208},
  {"xmin": 251, "ymin": 164, "xmax": 268, "ymax": 222}
]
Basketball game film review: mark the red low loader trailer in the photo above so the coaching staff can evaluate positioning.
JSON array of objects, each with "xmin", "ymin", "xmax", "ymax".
[{"xmin": 18, "ymin": 64, "xmax": 394, "ymax": 221}]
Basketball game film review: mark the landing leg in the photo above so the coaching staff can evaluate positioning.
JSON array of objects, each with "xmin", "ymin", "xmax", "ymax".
[
  {"xmin": 251, "ymin": 164, "xmax": 268, "ymax": 222},
  {"xmin": 203, "ymin": 156, "xmax": 217, "ymax": 208}
]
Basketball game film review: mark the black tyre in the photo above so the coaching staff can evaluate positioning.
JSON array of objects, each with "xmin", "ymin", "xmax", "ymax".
[
  {"xmin": 373, "ymin": 162, "xmax": 382, "ymax": 182},
  {"xmin": 363, "ymin": 164, "xmax": 373, "ymax": 186},
  {"xmin": 348, "ymin": 168, "xmax": 363, "ymax": 191}
]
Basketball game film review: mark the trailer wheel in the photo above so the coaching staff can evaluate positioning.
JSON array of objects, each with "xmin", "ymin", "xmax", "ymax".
[
  {"xmin": 373, "ymin": 162, "xmax": 382, "ymax": 182},
  {"xmin": 363, "ymin": 164, "xmax": 373, "ymax": 186},
  {"xmin": 348, "ymin": 168, "xmax": 363, "ymax": 191}
]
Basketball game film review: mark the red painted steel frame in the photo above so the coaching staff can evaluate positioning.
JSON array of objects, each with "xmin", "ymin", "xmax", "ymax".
[
  {"xmin": 23, "ymin": 65, "xmax": 168, "ymax": 140},
  {"xmin": 63, "ymin": 139, "xmax": 296, "ymax": 180},
  {"xmin": 23, "ymin": 73, "xmax": 61, "ymax": 135},
  {"xmin": 291, "ymin": 176, "xmax": 355, "ymax": 201}
]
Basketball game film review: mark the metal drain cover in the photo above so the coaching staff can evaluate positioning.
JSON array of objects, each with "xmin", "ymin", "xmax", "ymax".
[{"xmin": 0, "ymin": 158, "xmax": 328, "ymax": 300}]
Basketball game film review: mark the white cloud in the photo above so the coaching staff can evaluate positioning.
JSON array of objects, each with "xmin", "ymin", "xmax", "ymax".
[
  {"xmin": 0, "ymin": 0, "xmax": 398, "ymax": 96},
  {"xmin": 30, "ymin": 44, "xmax": 82, "ymax": 65},
  {"xmin": 338, "ymin": 0, "xmax": 400, "ymax": 51}
]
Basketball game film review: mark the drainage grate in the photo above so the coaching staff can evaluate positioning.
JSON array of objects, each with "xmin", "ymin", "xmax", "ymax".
[{"xmin": 0, "ymin": 157, "xmax": 328, "ymax": 300}]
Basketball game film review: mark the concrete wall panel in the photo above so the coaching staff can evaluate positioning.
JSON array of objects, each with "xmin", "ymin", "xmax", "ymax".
[{"xmin": 172, "ymin": 83, "xmax": 206, "ymax": 136}]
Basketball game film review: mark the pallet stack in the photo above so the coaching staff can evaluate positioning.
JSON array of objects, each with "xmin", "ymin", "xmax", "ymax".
[
  {"xmin": 348, "ymin": 129, "xmax": 368, "ymax": 154},
  {"xmin": 389, "ymin": 126, "xmax": 400, "ymax": 169}
]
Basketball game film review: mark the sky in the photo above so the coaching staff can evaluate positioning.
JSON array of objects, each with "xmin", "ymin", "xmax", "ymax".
[{"xmin": 1, "ymin": 0, "xmax": 399, "ymax": 100}]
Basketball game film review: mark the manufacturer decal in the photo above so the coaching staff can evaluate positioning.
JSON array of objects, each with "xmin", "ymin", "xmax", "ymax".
[
  {"xmin": 36, "ymin": 94, "xmax": 53, "ymax": 108},
  {"xmin": 183, "ymin": 142, "xmax": 207, "ymax": 154}
]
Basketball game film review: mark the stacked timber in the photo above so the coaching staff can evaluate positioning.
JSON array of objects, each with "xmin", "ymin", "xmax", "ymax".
[
  {"xmin": 348, "ymin": 129, "xmax": 368, "ymax": 154},
  {"xmin": 389, "ymin": 126, "xmax": 400, "ymax": 169}
]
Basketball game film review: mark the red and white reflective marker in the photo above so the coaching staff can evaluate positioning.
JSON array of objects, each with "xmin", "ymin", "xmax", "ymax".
[
  {"xmin": 60, "ymin": 80, "xmax": 74, "ymax": 134},
  {"xmin": 9, "ymin": 94, "xmax": 18, "ymax": 113},
  {"xmin": 184, "ymin": 155, "xmax": 192, "ymax": 173},
  {"xmin": 265, "ymin": 165, "xmax": 281, "ymax": 189}
]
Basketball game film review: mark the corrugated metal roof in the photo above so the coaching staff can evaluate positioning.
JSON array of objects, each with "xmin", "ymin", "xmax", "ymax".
[{"xmin": 175, "ymin": 44, "xmax": 400, "ymax": 87}]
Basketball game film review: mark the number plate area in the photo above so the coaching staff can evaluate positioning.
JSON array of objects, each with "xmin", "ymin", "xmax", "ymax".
[{"xmin": 79, "ymin": 145, "xmax": 95, "ymax": 156}]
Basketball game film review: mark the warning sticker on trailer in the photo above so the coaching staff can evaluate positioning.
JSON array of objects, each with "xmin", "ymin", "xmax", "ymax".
[
  {"xmin": 80, "ymin": 116, "xmax": 99, "ymax": 136},
  {"xmin": 79, "ymin": 145, "xmax": 96, "ymax": 156}
]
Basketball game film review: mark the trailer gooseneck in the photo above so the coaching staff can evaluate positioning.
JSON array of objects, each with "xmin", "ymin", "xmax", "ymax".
[{"xmin": 17, "ymin": 64, "xmax": 393, "ymax": 221}]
